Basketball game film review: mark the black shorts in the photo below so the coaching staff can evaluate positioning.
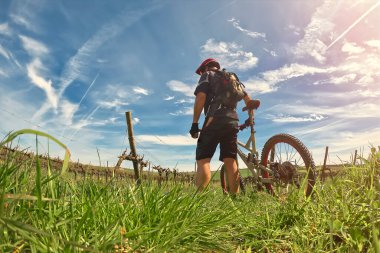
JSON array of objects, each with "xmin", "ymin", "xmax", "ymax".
[{"xmin": 196, "ymin": 118, "xmax": 239, "ymax": 161}]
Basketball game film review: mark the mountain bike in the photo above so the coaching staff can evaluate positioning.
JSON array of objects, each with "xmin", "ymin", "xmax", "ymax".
[{"xmin": 220, "ymin": 100, "xmax": 316, "ymax": 197}]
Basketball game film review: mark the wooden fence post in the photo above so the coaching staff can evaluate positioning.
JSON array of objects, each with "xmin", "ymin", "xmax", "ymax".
[
  {"xmin": 321, "ymin": 146, "xmax": 329, "ymax": 181},
  {"xmin": 126, "ymin": 111, "xmax": 140, "ymax": 185},
  {"xmin": 353, "ymin": 150, "xmax": 357, "ymax": 166}
]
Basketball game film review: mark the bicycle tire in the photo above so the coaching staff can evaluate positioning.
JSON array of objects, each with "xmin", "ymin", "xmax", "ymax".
[
  {"xmin": 260, "ymin": 133, "xmax": 316, "ymax": 197},
  {"xmin": 220, "ymin": 165, "xmax": 246, "ymax": 194}
]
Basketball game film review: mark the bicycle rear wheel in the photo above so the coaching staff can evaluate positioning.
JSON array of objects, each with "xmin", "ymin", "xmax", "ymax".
[
  {"xmin": 260, "ymin": 133, "xmax": 316, "ymax": 197},
  {"xmin": 220, "ymin": 165, "xmax": 246, "ymax": 194}
]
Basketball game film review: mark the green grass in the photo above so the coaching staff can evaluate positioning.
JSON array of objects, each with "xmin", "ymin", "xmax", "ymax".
[{"xmin": 1, "ymin": 130, "xmax": 379, "ymax": 252}]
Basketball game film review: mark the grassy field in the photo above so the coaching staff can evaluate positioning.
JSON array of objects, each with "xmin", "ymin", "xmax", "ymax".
[{"xmin": 0, "ymin": 131, "xmax": 379, "ymax": 252}]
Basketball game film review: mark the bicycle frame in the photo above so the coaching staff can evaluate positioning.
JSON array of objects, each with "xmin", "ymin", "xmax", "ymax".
[{"xmin": 236, "ymin": 110, "xmax": 273, "ymax": 185}]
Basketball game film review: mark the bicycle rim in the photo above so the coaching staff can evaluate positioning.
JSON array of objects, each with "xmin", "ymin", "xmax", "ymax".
[{"xmin": 260, "ymin": 133, "xmax": 316, "ymax": 197}]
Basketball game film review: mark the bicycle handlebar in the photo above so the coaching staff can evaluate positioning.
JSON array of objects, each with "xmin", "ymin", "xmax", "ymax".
[{"xmin": 238, "ymin": 99, "xmax": 260, "ymax": 132}]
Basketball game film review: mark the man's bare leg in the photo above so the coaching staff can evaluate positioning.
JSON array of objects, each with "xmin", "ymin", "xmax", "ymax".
[
  {"xmin": 223, "ymin": 158, "xmax": 239, "ymax": 194},
  {"xmin": 195, "ymin": 158, "xmax": 211, "ymax": 191}
]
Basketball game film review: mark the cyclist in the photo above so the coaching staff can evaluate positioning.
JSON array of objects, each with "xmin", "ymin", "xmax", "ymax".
[{"xmin": 189, "ymin": 58, "xmax": 253, "ymax": 194}]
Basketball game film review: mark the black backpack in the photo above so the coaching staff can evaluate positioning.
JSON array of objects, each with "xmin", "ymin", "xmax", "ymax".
[{"xmin": 206, "ymin": 69, "xmax": 245, "ymax": 117}]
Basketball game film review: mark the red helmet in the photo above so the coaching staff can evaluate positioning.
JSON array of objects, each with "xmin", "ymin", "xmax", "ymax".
[{"xmin": 195, "ymin": 58, "xmax": 220, "ymax": 75}]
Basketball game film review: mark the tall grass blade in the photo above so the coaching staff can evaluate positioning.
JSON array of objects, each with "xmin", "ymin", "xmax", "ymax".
[{"xmin": 0, "ymin": 129, "xmax": 71, "ymax": 174}]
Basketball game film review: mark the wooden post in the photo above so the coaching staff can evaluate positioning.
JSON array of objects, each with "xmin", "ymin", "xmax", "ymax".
[
  {"xmin": 323, "ymin": 146, "xmax": 329, "ymax": 170},
  {"xmin": 321, "ymin": 146, "xmax": 329, "ymax": 181},
  {"xmin": 148, "ymin": 162, "xmax": 151, "ymax": 183},
  {"xmin": 353, "ymin": 150, "xmax": 357, "ymax": 166},
  {"xmin": 126, "ymin": 111, "xmax": 140, "ymax": 185}
]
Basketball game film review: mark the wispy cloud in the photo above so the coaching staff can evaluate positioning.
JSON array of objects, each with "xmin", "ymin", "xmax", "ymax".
[
  {"xmin": 60, "ymin": 99, "xmax": 79, "ymax": 125},
  {"xmin": 77, "ymin": 73, "xmax": 99, "ymax": 109},
  {"xmin": 267, "ymin": 101, "xmax": 380, "ymax": 119},
  {"xmin": 0, "ymin": 44, "xmax": 22, "ymax": 73},
  {"xmin": 228, "ymin": 18, "xmax": 266, "ymax": 39},
  {"xmin": 69, "ymin": 105, "xmax": 101, "ymax": 139},
  {"xmin": 0, "ymin": 23, "xmax": 12, "ymax": 36},
  {"xmin": 133, "ymin": 117, "xmax": 140, "ymax": 124},
  {"xmin": 266, "ymin": 113, "xmax": 326, "ymax": 123},
  {"xmin": 341, "ymin": 41, "xmax": 365, "ymax": 54},
  {"xmin": 263, "ymin": 48, "xmax": 278, "ymax": 57},
  {"xmin": 98, "ymin": 99, "xmax": 129, "ymax": 109},
  {"xmin": 244, "ymin": 63, "xmax": 334, "ymax": 94},
  {"xmin": 19, "ymin": 35, "xmax": 49, "ymax": 57},
  {"xmin": 0, "ymin": 69, "xmax": 7, "ymax": 77},
  {"xmin": 169, "ymin": 107, "xmax": 193, "ymax": 116},
  {"xmin": 164, "ymin": 95, "xmax": 175, "ymax": 101},
  {"xmin": 200, "ymin": 39, "xmax": 258, "ymax": 71},
  {"xmin": 27, "ymin": 58, "xmax": 58, "ymax": 108},
  {"xmin": 133, "ymin": 87, "xmax": 150, "ymax": 95},
  {"xmin": 313, "ymin": 73, "xmax": 357, "ymax": 85},
  {"xmin": 10, "ymin": 14, "xmax": 36, "ymax": 32},
  {"xmin": 242, "ymin": 78, "xmax": 276, "ymax": 94},
  {"xmin": 135, "ymin": 134, "xmax": 196, "ymax": 146},
  {"xmin": 33, "ymin": 3, "xmax": 163, "ymax": 120},
  {"xmin": 365, "ymin": 40, "xmax": 380, "ymax": 50},
  {"xmin": 167, "ymin": 80, "xmax": 195, "ymax": 97},
  {"xmin": 292, "ymin": 0, "xmax": 337, "ymax": 63},
  {"xmin": 175, "ymin": 98, "xmax": 193, "ymax": 104},
  {"xmin": 0, "ymin": 45, "xmax": 10, "ymax": 60}
]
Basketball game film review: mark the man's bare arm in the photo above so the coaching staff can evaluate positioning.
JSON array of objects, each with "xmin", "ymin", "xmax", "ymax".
[
  {"xmin": 243, "ymin": 94, "xmax": 254, "ymax": 118},
  {"xmin": 193, "ymin": 92, "xmax": 206, "ymax": 123}
]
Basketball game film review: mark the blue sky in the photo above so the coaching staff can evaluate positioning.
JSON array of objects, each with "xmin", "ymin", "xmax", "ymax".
[{"xmin": 1, "ymin": 0, "xmax": 379, "ymax": 171}]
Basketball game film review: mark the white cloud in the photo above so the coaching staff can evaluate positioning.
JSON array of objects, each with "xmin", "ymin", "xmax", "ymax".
[
  {"xmin": 262, "ymin": 63, "xmax": 332, "ymax": 83},
  {"xmin": 133, "ymin": 87, "xmax": 149, "ymax": 95},
  {"xmin": 0, "ymin": 45, "xmax": 10, "ymax": 60},
  {"xmin": 166, "ymin": 80, "xmax": 195, "ymax": 97},
  {"xmin": 0, "ymin": 23, "xmax": 12, "ymax": 36},
  {"xmin": 164, "ymin": 95, "xmax": 175, "ymax": 101},
  {"xmin": 365, "ymin": 40, "xmax": 380, "ymax": 50},
  {"xmin": 10, "ymin": 14, "xmax": 35, "ymax": 31},
  {"xmin": 60, "ymin": 99, "xmax": 79, "ymax": 125},
  {"xmin": 0, "ymin": 69, "xmax": 7, "ymax": 77},
  {"xmin": 268, "ymin": 113, "xmax": 326, "ymax": 123},
  {"xmin": 327, "ymin": 73, "xmax": 357, "ymax": 85},
  {"xmin": 27, "ymin": 58, "xmax": 58, "ymax": 108},
  {"xmin": 98, "ymin": 99, "xmax": 129, "ymax": 109},
  {"xmin": 287, "ymin": 24, "xmax": 301, "ymax": 36},
  {"xmin": 263, "ymin": 48, "xmax": 278, "ymax": 57},
  {"xmin": 243, "ymin": 78, "xmax": 277, "ymax": 94},
  {"xmin": 267, "ymin": 102, "xmax": 380, "ymax": 119},
  {"xmin": 341, "ymin": 42, "xmax": 365, "ymax": 54},
  {"xmin": 333, "ymin": 73, "xmax": 357, "ymax": 84},
  {"xmin": 135, "ymin": 134, "xmax": 197, "ymax": 146},
  {"xmin": 175, "ymin": 98, "xmax": 194, "ymax": 104},
  {"xmin": 19, "ymin": 35, "xmax": 49, "ymax": 57},
  {"xmin": 357, "ymin": 75, "xmax": 375, "ymax": 85},
  {"xmin": 228, "ymin": 18, "xmax": 266, "ymax": 39},
  {"xmin": 200, "ymin": 39, "xmax": 258, "ymax": 71},
  {"xmin": 243, "ymin": 63, "xmax": 334, "ymax": 94},
  {"xmin": 292, "ymin": 0, "xmax": 337, "ymax": 63},
  {"xmin": 169, "ymin": 107, "xmax": 193, "ymax": 116},
  {"xmin": 133, "ymin": 117, "xmax": 140, "ymax": 124}
]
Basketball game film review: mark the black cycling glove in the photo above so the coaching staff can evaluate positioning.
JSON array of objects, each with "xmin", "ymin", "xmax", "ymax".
[
  {"xmin": 189, "ymin": 123, "xmax": 200, "ymax": 138},
  {"xmin": 245, "ymin": 118, "xmax": 254, "ymax": 126}
]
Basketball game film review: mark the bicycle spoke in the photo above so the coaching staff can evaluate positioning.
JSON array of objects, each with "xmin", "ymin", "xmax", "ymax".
[{"xmin": 288, "ymin": 146, "xmax": 297, "ymax": 163}]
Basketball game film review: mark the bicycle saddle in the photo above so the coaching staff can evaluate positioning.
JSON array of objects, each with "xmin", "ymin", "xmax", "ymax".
[{"xmin": 242, "ymin": 99, "xmax": 260, "ymax": 111}]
